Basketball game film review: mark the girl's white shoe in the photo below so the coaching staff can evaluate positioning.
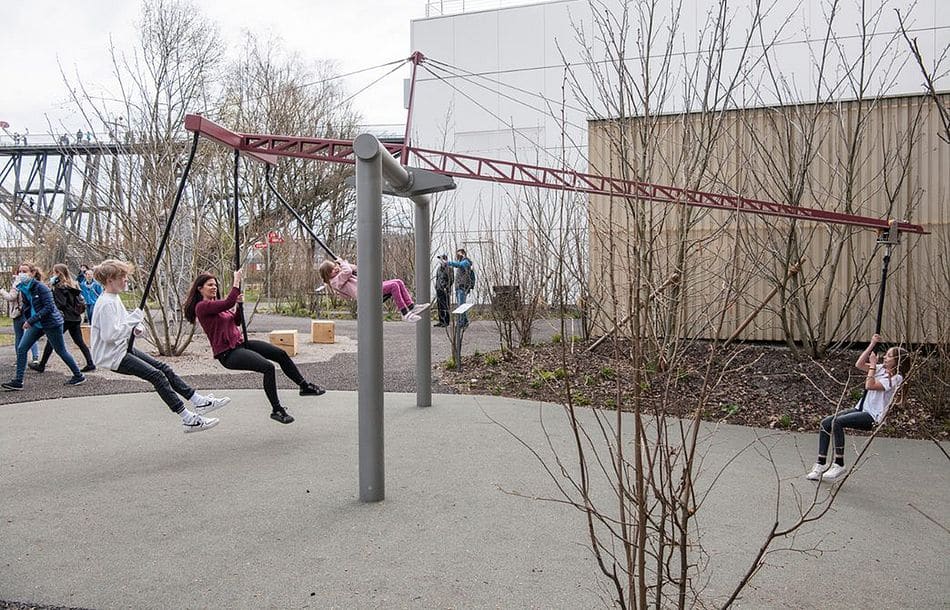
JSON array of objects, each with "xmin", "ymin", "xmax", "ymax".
[{"xmin": 805, "ymin": 462, "xmax": 830, "ymax": 480}]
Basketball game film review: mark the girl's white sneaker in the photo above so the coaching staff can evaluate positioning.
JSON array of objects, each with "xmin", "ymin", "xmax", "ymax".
[
  {"xmin": 402, "ymin": 312, "xmax": 421, "ymax": 322},
  {"xmin": 821, "ymin": 463, "xmax": 847, "ymax": 481},
  {"xmin": 805, "ymin": 463, "xmax": 830, "ymax": 480}
]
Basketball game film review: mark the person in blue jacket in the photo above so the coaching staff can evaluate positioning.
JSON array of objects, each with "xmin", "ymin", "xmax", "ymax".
[
  {"xmin": 2, "ymin": 263, "xmax": 86, "ymax": 390},
  {"xmin": 80, "ymin": 268, "xmax": 103, "ymax": 323},
  {"xmin": 446, "ymin": 249, "xmax": 475, "ymax": 327}
]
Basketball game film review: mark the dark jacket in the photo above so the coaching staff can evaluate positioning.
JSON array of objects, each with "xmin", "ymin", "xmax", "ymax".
[
  {"xmin": 435, "ymin": 262, "xmax": 453, "ymax": 292},
  {"xmin": 52, "ymin": 283, "xmax": 84, "ymax": 323},
  {"xmin": 21, "ymin": 280, "xmax": 64, "ymax": 328}
]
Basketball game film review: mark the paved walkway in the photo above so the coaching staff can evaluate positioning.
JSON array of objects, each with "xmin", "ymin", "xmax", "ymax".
[{"xmin": 1, "ymin": 391, "xmax": 947, "ymax": 609}]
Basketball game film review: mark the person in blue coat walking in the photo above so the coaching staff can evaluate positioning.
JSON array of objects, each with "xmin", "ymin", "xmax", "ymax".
[
  {"xmin": 2, "ymin": 263, "xmax": 85, "ymax": 390},
  {"xmin": 80, "ymin": 268, "xmax": 103, "ymax": 323}
]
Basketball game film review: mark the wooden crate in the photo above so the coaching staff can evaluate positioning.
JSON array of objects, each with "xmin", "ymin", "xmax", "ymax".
[
  {"xmin": 310, "ymin": 319, "xmax": 335, "ymax": 344},
  {"xmin": 80, "ymin": 324, "xmax": 91, "ymax": 345},
  {"xmin": 268, "ymin": 329, "xmax": 299, "ymax": 356}
]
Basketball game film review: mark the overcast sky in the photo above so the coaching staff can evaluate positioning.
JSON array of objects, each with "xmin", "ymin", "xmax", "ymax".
[{"xmin": 0, "ymin": 0, "xmax": 435, "ymax": 138}]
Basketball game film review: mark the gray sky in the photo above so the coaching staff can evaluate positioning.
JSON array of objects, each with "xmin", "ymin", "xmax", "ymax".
[{"xmin": 0, "ymin": 0, "xmax": 430, "ymax": 138}]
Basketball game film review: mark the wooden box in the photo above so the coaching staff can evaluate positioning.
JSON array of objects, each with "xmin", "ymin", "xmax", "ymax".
[
  {"xmin": 268, "ymin": 329, "xmax": 299, "ymax": 356},
  {"xmin": 80, "ymin": 324, "xmax": 91, "ymax": 345},
  {"xmin": 310, "ymin": 319, "xmax": 335, "ymax": 344}
]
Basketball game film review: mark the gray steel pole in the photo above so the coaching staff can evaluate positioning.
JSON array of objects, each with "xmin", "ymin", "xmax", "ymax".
[
  {"xmin": 375, "ymin": 147, "xmax": 433, "ymax": 408},
  {"xmin": 354, "ymin": 133, "xmax": 385, "ymax": 503},
  {"xmin": 412, "ymin": 194, "xmax": 431, "ymax": 407}
]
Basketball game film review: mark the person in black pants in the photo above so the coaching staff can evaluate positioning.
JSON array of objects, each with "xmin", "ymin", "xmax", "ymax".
[
  {"xmin": 184, "ymin": 269, "xmax": 325, "ymax": 424},
  {"xmin": 434, "ymin": 254, "xmax": 453, "ymax": 327},
  {"xmin": 30, "ymin": 263, "xmax": 95, "ymax": 373}
]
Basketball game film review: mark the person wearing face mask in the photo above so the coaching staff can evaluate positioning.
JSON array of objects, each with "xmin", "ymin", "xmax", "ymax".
[
  {"xmin": 29, "ymin": 263, "xmax": 95, "ymax": 374},
  {"xmin": 0, "ymin": 268, "xmax": 41, "ymax": 365},
  {"xmin": 1, "ymin": 262, "xmax": 86, "ymax": 391}
]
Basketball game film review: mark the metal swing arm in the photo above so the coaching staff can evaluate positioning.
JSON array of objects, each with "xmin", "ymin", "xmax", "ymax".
[{"xmin": 184, "ymin": 114, "xmax": 927, "ymax": 236}]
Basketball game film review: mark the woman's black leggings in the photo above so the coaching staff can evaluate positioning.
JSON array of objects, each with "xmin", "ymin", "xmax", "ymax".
[
  {"xmin": 218, "ymin": 340, "xmax": 305, "ymax": 410},
  {"xmin": 39, "ymin": 320, "xmax": 93, "ymax": 368}
]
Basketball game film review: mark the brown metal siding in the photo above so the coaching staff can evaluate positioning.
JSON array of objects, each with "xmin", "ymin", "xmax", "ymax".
[{"xmin": 588, "ymin": 94, "xmax": 949, "ymax": 344}]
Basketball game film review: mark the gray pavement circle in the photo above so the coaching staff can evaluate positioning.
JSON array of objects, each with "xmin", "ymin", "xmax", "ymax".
[{"xmin": 1, "ymin": 390, "xmax": 948, "ymax": 609}]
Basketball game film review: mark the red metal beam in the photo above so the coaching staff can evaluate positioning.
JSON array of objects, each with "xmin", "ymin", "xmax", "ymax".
[{"xmin": 183, "ymin": 114, "xmax": 927, "ymax": 235}]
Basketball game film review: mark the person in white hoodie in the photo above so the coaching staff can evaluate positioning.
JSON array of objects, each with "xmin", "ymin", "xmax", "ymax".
[{"xmin": 91, "ymin": 259, "xmax": 229, "ymax": 433}]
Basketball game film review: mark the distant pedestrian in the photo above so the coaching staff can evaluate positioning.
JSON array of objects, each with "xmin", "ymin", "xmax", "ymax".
[
  {"xmin": 434, "ymin": 254, "xmax": 453, "ymax": 327},
  {"xmin": 1, "ymin": 262, "xmax": 86, "ymax": 391},
  {"xmin": 0, "ymin": 269, "xmax": 40, "ymax": 365},
  {"xmin": 446, "ymin": 248, "xmax": 475, "ymax": 328},
  {"xmin": 85, "ymin": 131, "xmax": 93, "ymax": 143},
  {"xmin": 80, "ymin": 269, "xmax": 103, "ymax": 323},
  {"xmin": 805, "ymin": 334, "xmax": 910, "ymax": 482},
  {"xmin": 75, "ymin": 129, "xmax": 83, "ymax": 143},
  {"xmin": 30, "ymin": 264, "xmax": 95, "ymax": 373},
  {"xmin": 12, "ymin": 133, "xmax": 20, "ymax": 145}
]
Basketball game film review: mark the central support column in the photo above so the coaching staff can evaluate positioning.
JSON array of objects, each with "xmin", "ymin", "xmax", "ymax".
[{"xmin": 354, "ymin": 133, "xmax": 384, "ymax": 503}]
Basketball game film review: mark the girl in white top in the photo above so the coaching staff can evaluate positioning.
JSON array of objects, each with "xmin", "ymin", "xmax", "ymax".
[
  {"xmin": 806, "ymin": 334, "xmax": 910, "ymax": 482},
  {"xmin": 90, "ymin": 259, "xmax": 230, "ymax": 433}
]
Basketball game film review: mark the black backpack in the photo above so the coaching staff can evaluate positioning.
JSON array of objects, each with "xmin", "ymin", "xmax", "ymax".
[{"xmin": 65, "ymin": 289, "xmax": 86, "ymax": 316}]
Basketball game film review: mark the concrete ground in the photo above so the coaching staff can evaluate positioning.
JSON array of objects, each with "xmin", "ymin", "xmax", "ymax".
[
  {"xmin": 1, "ymin": 390, "xmax": 948, "ymax": 609},
  {"xmin": 0, "ymin": 316, "xmax": 564, "ymax": 406}
]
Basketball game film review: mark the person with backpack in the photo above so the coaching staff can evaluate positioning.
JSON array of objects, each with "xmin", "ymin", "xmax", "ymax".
[
  {"xmin": 434, "ymin": 254, "xmax": 453, "ymax": 327},
  {"xmin": 447, "ymin": 248, "xmax": 475, "ymax": 328},
  {"xmin": 1, "ymin": 262, "xmax": 86, "ymax": 390},
  {"xmin": 30, "ymin": 264, "xmax": 95, "ymax": 373}
]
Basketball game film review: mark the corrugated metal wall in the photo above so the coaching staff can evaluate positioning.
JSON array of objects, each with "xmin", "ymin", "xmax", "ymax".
[{"xmin": 588, "ymin": 94, "xmax": 949, "ymax": 345}]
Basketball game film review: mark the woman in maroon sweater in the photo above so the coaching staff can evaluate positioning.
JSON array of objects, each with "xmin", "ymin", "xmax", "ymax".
[{"xmin": 184, "ymin": 269, "xmax": 325, "ymax": 424}]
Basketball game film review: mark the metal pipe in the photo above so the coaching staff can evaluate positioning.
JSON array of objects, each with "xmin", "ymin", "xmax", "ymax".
[
  {"xmin": 374, "ymin": 140, "xmax": 433, "ymax": 408},
  {"xmin": 354, "ymin": 133, "xmax": 385, "ymax": 503},
  {"xmin": 414, "ymin": 194, "xmax": 432, "ymax": 407}
]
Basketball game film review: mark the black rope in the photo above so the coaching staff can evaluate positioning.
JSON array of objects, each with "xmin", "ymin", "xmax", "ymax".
[
  {"xmin": 264, "ymin": 164, "xmax": 338, "ymax": 260},
  {"xmin": 128, "ymin": 130, "xmax": 200, "ymax": 352},
  {"xmin": 234, "ymin": 149, "xmax": 248, "ymax": 343},
  {"xmin": 856, "ymin": 243, "xmax": 894, "ymax": 412}
]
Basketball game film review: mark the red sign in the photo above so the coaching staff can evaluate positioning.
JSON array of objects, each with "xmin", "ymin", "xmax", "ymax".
[
  {"xmin": 267, "ymin": 231, "xmax": 284, "ymax": 244},
  {"xmin": 253, "ymin": 241, "xmax": 268, "ymax": 249}
]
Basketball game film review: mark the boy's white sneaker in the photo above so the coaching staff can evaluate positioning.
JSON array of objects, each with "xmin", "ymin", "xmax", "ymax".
[
  {"xmin": 183, "ymin": 415, "xmax": 219, "ymax": 434},
  {"xmin": 402, "ymin": 312, "xmax": 421, "ymax": 322},
  {"xmin": 821, "ymin": 463, "xmax": 847, "ymax": 481},
  {"xmin": 194, "ymin": 395, "xmax": 231, "ymax": 416},
  {"xmin": 805, "ymin": 462, "xmax": 830, "ymax": 481}
]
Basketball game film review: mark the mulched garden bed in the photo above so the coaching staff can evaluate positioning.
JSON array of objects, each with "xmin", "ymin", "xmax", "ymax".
[{"xmin": 439, "ymin": 338, "xmax": 948, "ymax": 441}]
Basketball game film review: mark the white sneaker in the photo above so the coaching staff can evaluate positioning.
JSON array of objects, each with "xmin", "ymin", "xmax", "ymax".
[
  {"xmin": 402, "ymin": 312, "xmax": 421, "ymax": 322},
  {"xmin": 805, "ymin": 462, "xmax": 830, "ymax": 481},
  {"xmin": 411, "ymin": 303, "xmax": 431, "ymax": 315},
  {"xmin": 194, "ymin": 395, "xmax": 231, "ymax": 416},
  {"xmin": 183, "ymin": 415, "xmax": 219, "ymax": 434},
  {"xmin": 821, "ymin": 463, "xmax": 847, "ymax": 481}
]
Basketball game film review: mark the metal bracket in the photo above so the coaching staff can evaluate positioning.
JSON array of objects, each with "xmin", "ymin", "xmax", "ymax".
[
  {"xmin": 345, "ymin": 167, "xmax": 456, "ymax": 198},
  {"xmin": 876, "ymin": 219, "xmax": 901, "ymax": 246}
]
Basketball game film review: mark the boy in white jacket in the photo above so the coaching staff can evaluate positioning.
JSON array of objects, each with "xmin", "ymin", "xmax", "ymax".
[{"xmin": 91, "ymin": 259, "xmax": 229, "ymax": 433}]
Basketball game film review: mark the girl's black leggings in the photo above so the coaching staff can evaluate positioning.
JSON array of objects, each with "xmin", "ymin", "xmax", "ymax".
[{"xmin": 217, "ymin": 340, "xmax": 305, "ymax": 411}]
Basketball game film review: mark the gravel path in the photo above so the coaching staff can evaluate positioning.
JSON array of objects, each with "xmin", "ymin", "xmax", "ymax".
[{"xmin": 0, "ymin": 314, "xmax": 561, "ymax": 405}]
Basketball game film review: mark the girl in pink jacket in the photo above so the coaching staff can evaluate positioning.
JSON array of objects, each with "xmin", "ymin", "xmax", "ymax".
[{"xmin": 318, "ymin": 258, "xmax": 429, "ymax": 322}]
